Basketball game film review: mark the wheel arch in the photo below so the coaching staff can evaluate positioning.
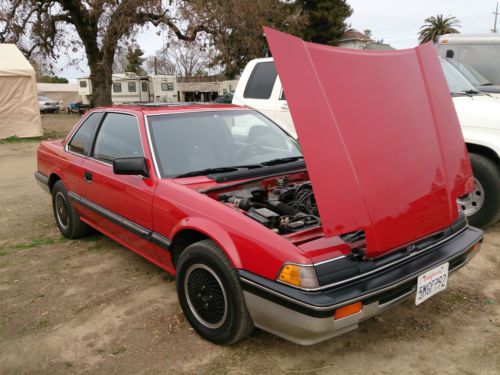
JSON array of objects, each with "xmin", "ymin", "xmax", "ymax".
[
  {"xmin": 169, "ymin": 218, "xmax": 242, "ymax": 269},
  {"xmin": 466, "ymin": 143, "xmax": 499, "ymax": 165},
  {"xmin": 48, "ymin": 173, "xmax": 62, "ymax": 192}
]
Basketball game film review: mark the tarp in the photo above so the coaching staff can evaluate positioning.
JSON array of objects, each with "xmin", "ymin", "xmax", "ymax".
[
  {"xmin": 0, "ymin": 44, "xmax": 43, "ymax": 138},
  {"xmin": 265, "ymin": 27, "xmax": 473, "ymax": 258}
]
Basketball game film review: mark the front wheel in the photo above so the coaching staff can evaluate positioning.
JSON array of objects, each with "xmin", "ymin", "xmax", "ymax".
[
  {"xmin": 458, "ymin": 153, "xmax": 500, "ymax": 228},
  {"xmin": 176, "ymin": 239, "xmax": 253, "ymax": 345}
]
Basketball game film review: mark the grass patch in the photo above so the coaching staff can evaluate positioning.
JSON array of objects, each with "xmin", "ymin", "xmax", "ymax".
[
  {"xmin": 0, "ymin": 235, "xmax": 68, "ymax": 255},
  {"xmin": 111, "ymin": 346, "xmax": 127, "ymax": 356},
  {"xmin": 0, "ymin": 135, "xmax": 44, "ymax": 144}
]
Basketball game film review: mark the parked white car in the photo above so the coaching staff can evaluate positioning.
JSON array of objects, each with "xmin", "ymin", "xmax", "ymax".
[
  {"xmin": 233, "ymin": 57, "xmax": 500, "ymax": 228},
  {"xmin": 38, "ymin": 94, "xmax": 59, "ymax": 113}
]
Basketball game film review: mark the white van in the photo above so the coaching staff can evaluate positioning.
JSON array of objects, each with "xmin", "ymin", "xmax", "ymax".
[
  {"xmin": 233, "ymin": 57, "xmax": 500, "ymax": 228},
  {"xmin": 437, "ymin": 33, "xmax": 500, "ymax": 85}
]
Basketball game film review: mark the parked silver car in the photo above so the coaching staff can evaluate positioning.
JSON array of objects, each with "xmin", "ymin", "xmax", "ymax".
[{"xmin": 38, "ymin": 95, "xmax": 59, "ymax": 113}]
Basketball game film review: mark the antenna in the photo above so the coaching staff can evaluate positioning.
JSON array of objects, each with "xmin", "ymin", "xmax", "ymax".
[{"xmin": 493, "ymin": 2, "xmax": 499, "ymax": 33}]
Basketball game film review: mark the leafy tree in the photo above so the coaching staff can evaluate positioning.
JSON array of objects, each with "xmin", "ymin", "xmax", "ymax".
[
  {"xmin": 418, "ymin": 14, "xmax": 460, "ymax": 44},
  {"xmin": 125, "ymin": 46, "xmax": 146, "ymax": 74},
  {"xmin": 0, "ymin": 0, "xmax": 213, "ymax": 106},
  {"xmin": 197, "ymin": 0, "xmax": 306, "ymax": 79},
  {"xmin": 38, "ymin": 75, "xmax": 69, "ymax": 83},
  {"xmin": 300, "ymin": 0, "xmax": 353, "ymax": 45}
]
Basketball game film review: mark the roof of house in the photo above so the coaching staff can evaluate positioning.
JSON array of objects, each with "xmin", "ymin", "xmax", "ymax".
[{"xmin": 338, "ymin": 29, "xmax": 373, "ymax": 43}]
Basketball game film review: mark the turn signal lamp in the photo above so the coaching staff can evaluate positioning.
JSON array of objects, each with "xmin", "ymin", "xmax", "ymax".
[
  {"xmin": 334, "ymin": 302, "xmax": 363, "ymax": 320},
  {"xmin": 277, "ymin": 263, "xmax": 319, "ymax": 289}
]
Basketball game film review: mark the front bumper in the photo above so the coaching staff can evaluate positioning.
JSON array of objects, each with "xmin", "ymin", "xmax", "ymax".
[{"xmin": 239, "ymin": 226, "xmax": 483, "ymax": 345}]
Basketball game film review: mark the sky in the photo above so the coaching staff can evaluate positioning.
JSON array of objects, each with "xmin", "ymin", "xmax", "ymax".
[{"xmin": 56, "ymin": 0, "xmax": 499, "ymax": 81}]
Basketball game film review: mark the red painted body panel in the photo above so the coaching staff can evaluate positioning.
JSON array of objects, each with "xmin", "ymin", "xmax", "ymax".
[{"xmin": 264, "ymin": 28, "xmax": 473, "ymax": 258}]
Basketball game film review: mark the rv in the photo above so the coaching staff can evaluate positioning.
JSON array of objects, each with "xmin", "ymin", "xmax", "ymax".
[
  {"xmin": 77, "ymin": 73, "xmax": 178, "ymax": 104},
  {"xmin": 437, "ymin": 33, "xmax": 500, "ymax": 84}
]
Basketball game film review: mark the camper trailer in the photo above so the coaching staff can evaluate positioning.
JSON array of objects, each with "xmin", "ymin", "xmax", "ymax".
[
  {"xmin": 437, "ymin": 34, "xmax": 500, "ymax": 84},
  {"xmin": 77, "ymin": 73, "xmax": 178, "ymax": 104}
]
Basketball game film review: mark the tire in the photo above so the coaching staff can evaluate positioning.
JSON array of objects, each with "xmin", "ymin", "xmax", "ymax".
[
  {"xmin": 52, "ymin": 181, "xmax": 90, "ymax": 239},
  {"xmin": 176, "ymin": 239, "xmax": 254, "ymax": 345},
  {"xmin": 458, "ymin": 153, "xmax": 500, "ymax": 228}
]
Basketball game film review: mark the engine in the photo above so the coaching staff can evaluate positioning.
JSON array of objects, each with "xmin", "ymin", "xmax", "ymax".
[{"xmin": 218, "ymin": 178, "xmax": 320, "ymax": 234}]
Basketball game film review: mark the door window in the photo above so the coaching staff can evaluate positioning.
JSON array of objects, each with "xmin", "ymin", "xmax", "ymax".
[
  {"xmin": 243, "ymin": 62, "xmax": 277, "ymax": 99},
  {"xmin": 93, "ymin": 113, "xmax": 143, "ymax": 162},
  {"xmin": 67, "ymin": 112, "xmax": 103, "ymax": 155},
  {"xmin": 141, "ymin": 81, "xmax": 148, "ymax": 92}
]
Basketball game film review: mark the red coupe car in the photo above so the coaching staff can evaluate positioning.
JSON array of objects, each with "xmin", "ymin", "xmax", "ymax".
[{"xmin": 35, "ymin": 29, "xmax": 483, "ymax": 345}]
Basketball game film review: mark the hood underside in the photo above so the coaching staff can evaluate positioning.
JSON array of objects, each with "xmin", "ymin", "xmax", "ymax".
[{"xmin": 265, "ymin": 28, "xmax": 473, "ymax": 258}]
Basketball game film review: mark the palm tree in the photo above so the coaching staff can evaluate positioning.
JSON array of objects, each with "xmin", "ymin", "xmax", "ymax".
[{"xmin": 418, "ymin": 15, "xmax": 461, "ymax": 44}]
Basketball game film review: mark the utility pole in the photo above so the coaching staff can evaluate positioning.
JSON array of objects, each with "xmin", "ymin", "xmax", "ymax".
[{"xmin": 493, "ymin": 2, "xmax": 499, "ymax": 33}]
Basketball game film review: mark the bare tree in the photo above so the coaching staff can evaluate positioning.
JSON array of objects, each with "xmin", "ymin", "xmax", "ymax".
[
  {"xmin": 0, "ymin": 0, "xmax": 213, "ymax": 106},
  {"xmin": 144, "ymin": 49, "xmax": 177, "ymax": 75}
]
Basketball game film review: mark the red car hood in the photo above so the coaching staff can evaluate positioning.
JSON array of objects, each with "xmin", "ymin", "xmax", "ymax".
[{"xmin": 265, "ymin": 27, "xmax": 473, "ymax": 258}]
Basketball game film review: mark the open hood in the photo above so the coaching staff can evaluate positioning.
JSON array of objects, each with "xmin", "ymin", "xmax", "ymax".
[{"xmin": 264, "ymin": 27, "xmax": 474, "ymax": 258}]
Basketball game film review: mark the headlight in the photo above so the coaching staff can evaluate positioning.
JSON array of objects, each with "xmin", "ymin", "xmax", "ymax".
[{"xmin": 277, "ymin": 263, "xmax": 319, "ymax": 289}]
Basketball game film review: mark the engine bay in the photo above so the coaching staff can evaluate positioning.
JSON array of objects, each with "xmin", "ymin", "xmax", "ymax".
[{"xmin": 217, "ymin": 176, "xmax": 320, "ymax": 234}]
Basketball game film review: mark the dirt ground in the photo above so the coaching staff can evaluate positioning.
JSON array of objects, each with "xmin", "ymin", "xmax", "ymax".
[{"xmin": 0, "ymin": 114, "xmax": 499, "ymax": 374}]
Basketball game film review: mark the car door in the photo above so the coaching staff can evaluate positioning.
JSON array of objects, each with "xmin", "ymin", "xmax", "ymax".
[{"xmin": 79, "ymin": 111, "xmax": 159, "ymax": 262}]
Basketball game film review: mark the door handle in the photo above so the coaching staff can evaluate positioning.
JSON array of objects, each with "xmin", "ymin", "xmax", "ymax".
[{"xmin": 83, "ymin": 171, "xmax": 93, "ymax": 183}]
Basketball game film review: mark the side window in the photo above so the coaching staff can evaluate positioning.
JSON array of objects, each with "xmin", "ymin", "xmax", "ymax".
[
  {"xmin": 279, "ymin": 90, "xmax": 286, "ymax": 100},
  {"xmin": 93, "ymin": 113, "xmax": 143, "ymax": 162},
  {"xmin": 67, "ymin": 113, "xmax": 103, "ymax": 155},
  {"xmin": 141, "ymin": 81, "xmax": 148, "ymax": 92},
  {"xmin": 128, "ymin": 82, "xmax": 137, "ymax": 92},
  {"xmin": 113, "ymin": 83, "xmax": 122, "ymax": 93},
  {"xmin": 243, "ymin": 62, "xmax": 277, "ymax": 99}
]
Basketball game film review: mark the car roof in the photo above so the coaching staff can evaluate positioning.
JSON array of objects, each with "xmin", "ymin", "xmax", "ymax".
[{"xmin": 99, "ymin": 103, "xmax": 251, "ymax": 115}]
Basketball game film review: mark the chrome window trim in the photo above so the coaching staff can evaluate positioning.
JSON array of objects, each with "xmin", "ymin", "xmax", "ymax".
[{"xmin": 144, "ymin": 115, "xmax": 162, "ymax": 178}]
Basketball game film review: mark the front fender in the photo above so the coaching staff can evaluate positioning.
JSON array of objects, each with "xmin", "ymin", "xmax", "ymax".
[{"xmin": 170, "ymin": 217, "xmax": 242, "ymax": 268}]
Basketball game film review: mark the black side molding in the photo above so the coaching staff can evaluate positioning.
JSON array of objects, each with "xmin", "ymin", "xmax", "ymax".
[
  {"xmin": 34, "ymin": 171, "xmax": 50, "ymax": 193},
  {"xmin": 67, "ymin": 191, "xmax": 172, "ymax": 250}
]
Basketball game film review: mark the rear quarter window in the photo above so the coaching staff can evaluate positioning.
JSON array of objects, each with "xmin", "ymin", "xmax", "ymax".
[
  {"xmin": 243, "ymin": 62, "xmax": 277, "ymax": 99},
  {"xmin": 67, "ymin": 113, "xmax": 103, "ymax": 155}
]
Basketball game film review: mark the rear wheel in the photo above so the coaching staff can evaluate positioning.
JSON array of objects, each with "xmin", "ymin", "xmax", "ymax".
[
  {"xmin": 52, "ymin": 181, "xmax": 90, "ymax": 239},
  {"xmin": 176, "ymin": 239, "xmax": 253, "ymax": 345},
  {"xmin": 458, "ymin": 153, "xmax": 500, "ymax": 228}
]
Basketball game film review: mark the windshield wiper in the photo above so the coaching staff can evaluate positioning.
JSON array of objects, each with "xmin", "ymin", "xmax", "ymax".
[
  {"xmin": 260, "ymin": 156, "xmax": 304, "ymax": 166},
  {"xmin": 175, "ymin": 164, "xmax": 261, "ymax": 178},
  {"xmin": 451, "ymin": 90, "xmax": 479, "ymax": 97}
]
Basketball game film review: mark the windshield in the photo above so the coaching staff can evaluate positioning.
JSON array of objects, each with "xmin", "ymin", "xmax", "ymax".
[
  {"xmin": 446, "ymin": 59, "xmax": 491, "ymax": 86},
  {"xmin": 38, "ymin": 95, "xmax": 52, "ymax": 101},
  {"xmin": 148, "ymin": 110, "xmax": 302, "ymax": 177},
  {"xmin": 440, "ymin": 59, "xmax": 477, "ymax": 94}
]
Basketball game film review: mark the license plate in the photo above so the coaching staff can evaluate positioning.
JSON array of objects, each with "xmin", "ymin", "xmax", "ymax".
[{"xmin": 415, "ymin": 262, "xmax": 449, "ymax": 305}]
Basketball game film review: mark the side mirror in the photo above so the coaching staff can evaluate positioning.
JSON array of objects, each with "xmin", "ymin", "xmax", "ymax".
[{"xmin": 113, "ymin": 157, "xmax": 150, "ymax": 178}]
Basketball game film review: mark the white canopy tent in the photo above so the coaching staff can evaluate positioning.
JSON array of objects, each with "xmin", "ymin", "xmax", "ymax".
[{"xmin": 0, "ymin": 44, "xmax": 43, "ymax": 138}]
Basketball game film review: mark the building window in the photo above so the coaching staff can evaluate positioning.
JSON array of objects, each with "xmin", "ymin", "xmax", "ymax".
[
  {"xmin": 79, "ymin": 80, "xmax": 87, "ymax": 88},
  {"xmin": 113, "ymin": 83, "xmax": 122, "ymax": 93},
  {"xmin": 161, "ymin": 82, "xmax": 174, "ymax": 91},
  {"xmin": 128, "ymin": 82, "xmax": 137, "ymax": 92}
]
